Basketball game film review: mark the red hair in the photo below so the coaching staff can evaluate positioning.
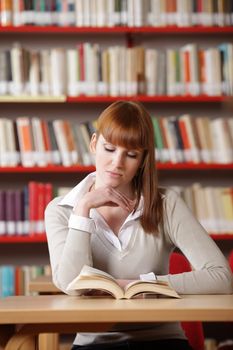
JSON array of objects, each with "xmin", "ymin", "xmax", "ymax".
[{"xmin": 96, "ymin": 100, "xmax": 163, "ymax": 234}]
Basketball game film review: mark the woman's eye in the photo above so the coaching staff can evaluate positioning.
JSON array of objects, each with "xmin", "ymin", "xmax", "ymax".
[
  {"xmin": 104, "ymin": 147, "xmax": 115, "ymax": 152},
  {"xmin": 127, "ymin": 153, "xmax": 137, "ymax": 158}
]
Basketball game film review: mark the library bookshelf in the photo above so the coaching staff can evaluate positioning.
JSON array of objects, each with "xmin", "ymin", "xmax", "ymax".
[
  {"xmin": 1, "ymin": 233, "xmax": 233, "ymax": 244},
  {"xmin": 0, "ymin": 235, "xmax": 47, "ymax": 243},
  {"xmin": 0, "ymin": 95, "xmax": 228, "ymax": 103},
  {"xmin": 66, "ymin": 95, "xmax": 228, "ymax": 103},
  {"xmin": 0, "ymin": 163, "xmax": 233, "ymax": 173},
  {"xmin": 0, "ymin": 17, "xmax": 232, "ymax": 317},
  {"xmin": 1, "ymin": 25, "xmax": 233, "ymax": 34}
]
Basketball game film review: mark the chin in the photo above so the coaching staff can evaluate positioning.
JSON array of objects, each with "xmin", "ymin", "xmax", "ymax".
[{"xmin": 106, "ymin": 180, "xmax": 121, "ymax": 187}]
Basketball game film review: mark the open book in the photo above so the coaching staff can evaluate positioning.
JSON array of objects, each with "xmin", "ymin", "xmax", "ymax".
[{"xmin": 66, "ymin": 265, "xmax": 180, "ymax": 299}]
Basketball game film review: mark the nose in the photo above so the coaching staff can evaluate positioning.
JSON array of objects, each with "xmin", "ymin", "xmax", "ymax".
[{"xmin": 112, "ymin": 151, "xmax": 125, "ymax": 167}]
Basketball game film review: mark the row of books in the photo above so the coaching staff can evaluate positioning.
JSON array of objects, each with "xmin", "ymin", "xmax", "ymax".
[
  {"xmin": 0, "ymin": 115, "xmax": 232, "ymax": 168},
  {"xmin": 0, "ymin": 117, "xmax": 96, "ymax": 167},
  {"xmin": 0, "ymin": 264, "xmax": 51, "ymax": 297},
  {"xmin": 0, "ymin": 181, "xmax": 232, "ymax": 237},
  {"xmin": 177, "ymin": 184, "xmax": 233, "ymax": 234},
  {"xmin": 1, "ymin": 0, "xmax": 233, "ymax": 27},
  {"xmin": 0, "ymin": 42, "xmax": 233, "ymax": 97},
  {"xmin": 152, "ymin": 115, "xmax": 233, "ymax": 164},
  {"xmin": 0, "ymin": 183, "xmax": 71, "ymax": 237},
  {"xmin": 0, "ymin": 182, "xmax": 53, "ymax": 236}
]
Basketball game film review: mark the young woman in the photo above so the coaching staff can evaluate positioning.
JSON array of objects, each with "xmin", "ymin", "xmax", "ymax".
[{"xmin": 45, "ymin": 101, "xmax": 233, "ymax": 350}]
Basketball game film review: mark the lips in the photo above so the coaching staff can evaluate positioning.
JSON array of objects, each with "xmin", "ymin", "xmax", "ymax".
[{"xmin": 106, "ymin": 171, "xmax": 122, "ymax": 177}]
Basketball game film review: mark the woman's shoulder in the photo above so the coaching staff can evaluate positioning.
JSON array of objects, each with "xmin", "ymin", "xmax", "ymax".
[
  {"xmin": 159, "ymin": 186, "xmax": 186, "ymax": 216},
  {"xmin": 45, "ymin": 196, "xmax": 69, "ymax": 215},
  {"xmin": 46, "ymin": 195, "xmax": 63, "ymax": 207},
  {"xmin": 159, "ymin": 186, "xmax": 182, "ymax": 202}
]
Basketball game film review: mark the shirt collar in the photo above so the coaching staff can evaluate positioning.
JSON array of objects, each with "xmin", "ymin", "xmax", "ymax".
[
  {"xmin": 58, "ymin": 172, "xmax": 96, "ymax": 207},
  {"xmin": 58, "ymin": 171, "xmax": 143, "ymax": 219},
  {"xmin": 127, "ymin": 196, "xmax": 143, "ymax": 221}
]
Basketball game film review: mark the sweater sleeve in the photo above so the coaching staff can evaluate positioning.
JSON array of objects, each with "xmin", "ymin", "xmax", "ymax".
[
  {"xmin": 44, "ymin": 197, "xmax": 93, "ymax": 294},
  {"xmin": 157, "ymin": 190, "xmax": 233, "ymax": 294}
]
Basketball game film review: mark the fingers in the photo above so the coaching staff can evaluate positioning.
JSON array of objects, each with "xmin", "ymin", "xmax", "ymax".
[
  {"xmin": 75, "ymin": 185, "xmax": 136, "ymax": 214},
  {"xmin": 103, "ymin": 187, "xmax": 134, "ymax": 212},
  {"xmin": 87, "ymin": 186, "xmax": 135, "ymax": 212}
]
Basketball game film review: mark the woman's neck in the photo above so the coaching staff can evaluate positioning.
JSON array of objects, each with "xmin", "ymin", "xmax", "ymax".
[{"xmin": 93, "ymin": 180, "xmax": 135, "ymax": 200}]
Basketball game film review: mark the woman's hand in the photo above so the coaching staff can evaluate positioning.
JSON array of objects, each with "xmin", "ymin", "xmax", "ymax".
[{"xmin": 74, "ymin": 186, "xmax": 136, "ymax": 217}]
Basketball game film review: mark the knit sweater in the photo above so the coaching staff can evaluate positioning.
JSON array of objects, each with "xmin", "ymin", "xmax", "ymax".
[{"xmin": 45, "ymin": 176, "xmax": 233, "ymax": 346}]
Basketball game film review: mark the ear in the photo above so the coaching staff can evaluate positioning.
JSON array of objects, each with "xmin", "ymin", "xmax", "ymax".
[{"xmin": 89, "ymin": 133, "xmax": 97, "ymax": 154}]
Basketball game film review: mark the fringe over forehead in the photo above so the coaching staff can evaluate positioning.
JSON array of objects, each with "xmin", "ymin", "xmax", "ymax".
[{"xmin": 96, "ymin": 101, "xmax": 153, "ymax": 150}]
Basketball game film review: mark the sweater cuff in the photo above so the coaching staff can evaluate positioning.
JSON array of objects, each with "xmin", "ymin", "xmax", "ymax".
[
  {"xmin": 140, "ymin": 272, "xmax": 157, "ymax": 281},
  {"xmin": 68, "ymin": 213, "xmax": 95, "ymax": 233}
]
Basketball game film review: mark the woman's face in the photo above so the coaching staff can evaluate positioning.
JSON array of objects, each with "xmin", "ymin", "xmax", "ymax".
[{"xmin": 90, "ymin": 134, "xmax": 143, "ymax": 192}]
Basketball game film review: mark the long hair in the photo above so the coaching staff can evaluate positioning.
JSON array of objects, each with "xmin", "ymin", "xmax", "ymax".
[{"xmin": 96, "ymin": 100, "xmax": 163, "ymax": 234}]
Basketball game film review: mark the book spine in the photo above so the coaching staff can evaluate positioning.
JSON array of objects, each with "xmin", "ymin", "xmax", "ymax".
[
  {"xmin": 40, "ymin": 119, "xmax": 52, "ymax": 165},
  {"xmin": 23, "ymin": 185, "xmax": 30, "ymax": 235},
  {"xmin": 37, "ymin": 182, "xmax": 45, "ymax": 234},
  {"xmin": 0, "ymin": 119, "xmax": 8, "ymax": 167},
  {"xmin": 52, "ymin": 119, "xmax": 72, "ymax": 166},
  {"xmin": 0, "ymin": 190, "xmax": 6, "ymax": 236},
  {"xmin": 0, "ymin": 266, "xmax": 15, "ymax": 297},
  {"xmin": 63, "ymin": 120, "xmax": 79, "ymax": 165},
  {"xmin": 5, "ymin": 190, "xmax": 16, "ymax": 236},
  {"xmin": 16, "ymin": 117, "xmax": 35, "ymax": 167},
  {"xmin": 5, "ymin": 119, "xmax": 20, "ymax": 166},
  {"xmin": 1, "ymin": 0, "xmax": 13, "ymax": 26},
  {"xmin": 15, "ymin": 189, "xmax": 24, "ymax": 235},
  {"xmin": 44, "ymin": 182, "xmax": 53, "ymax": 210},
  {"xmin": 28, "ymin": 181, "xmax": 38, "ymax": 235},
  {"xmin": 47, "ymin": 120, "xmax": 61, "ymax": 165},
  {"xmin": 151, "ymin": 116, "xmax": 163, "ymax": 162}
]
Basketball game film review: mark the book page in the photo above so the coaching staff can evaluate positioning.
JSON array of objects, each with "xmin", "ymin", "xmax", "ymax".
[
  {"xmin": 124, "ymin": 280, "xmax": 180, "ymax": 299},
  {"xmin": 124, "ymin": 279, "xmax": 168, "ymax": 292},
  {"xmin": 78, "ymin": 265, "xmax": 118, "ymax": 283},
  {"xmin": 66, "ymin": 270, "xmax": 124, "ymax": 299}
]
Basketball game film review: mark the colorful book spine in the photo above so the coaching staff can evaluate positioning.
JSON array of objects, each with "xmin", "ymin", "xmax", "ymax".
[
  {"xmin": 0, "ymin": 190, "xmax": 6, "ymax": 236},
  {"xmin": 15, "ymin": 189, "xmax": 24, "ymax": 235},
  {"xmin": 5, "ymin": 190, "xmax": 16, "ymax": 235},
  {"xmin": 28, "ymin": 181, "xmax": 38, "ymax": 235}
]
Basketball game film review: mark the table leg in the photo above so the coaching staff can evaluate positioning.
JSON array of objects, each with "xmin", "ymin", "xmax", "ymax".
[{"xmin": 39, "ymin": 333, "xmax": 59, "ymax": 350}]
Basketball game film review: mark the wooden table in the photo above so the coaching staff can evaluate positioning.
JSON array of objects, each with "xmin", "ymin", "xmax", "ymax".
[{"xmin": 0, "ymin": 294, "xmax": 233, "ymax": 350}]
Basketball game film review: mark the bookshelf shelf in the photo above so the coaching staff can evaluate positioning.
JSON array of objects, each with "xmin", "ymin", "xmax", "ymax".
[
  {"xmin": 0, "ymin": 234, "xmax": 232, "ymax": 243},
  {"xmin": 210, "ymin": 234, "xmax": 233, "ymax": 241},
  {"xmin": 0, "ymin": 95, "xmax": 227, "ymax": 104},
  {"xmin": 67, "ymin": 95, "xmax": 227, "ymax": 103},
  {"xmin": 0, "ymin": 235, "xmax": 47, "ymax": 243},
  {"xmin": 157, "ymin": 163, "xmax": 233, "ymax": 170},
  {"xmin": 1, "ymin": 25, "xmax": 233, "ymax": 34},
  {"xmin": 0, "ymin": 95, "xmax": 66, "ymax": 103},
  {"xmin": 0, "ymin": 163, "xmax": 232, "ymax": 173},
  {"xmin": 0, "ymin": 165, "xmax": 95, "ymax": 173}
]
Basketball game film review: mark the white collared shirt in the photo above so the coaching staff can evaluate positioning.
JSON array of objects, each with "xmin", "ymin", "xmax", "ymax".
[
  {"xmin": 58, "ymin": 172, "xmax": 143, "ymax": 251},
  {"xmin": 58, "ymin": 172, "xmax": 155, "ymax": 281}
]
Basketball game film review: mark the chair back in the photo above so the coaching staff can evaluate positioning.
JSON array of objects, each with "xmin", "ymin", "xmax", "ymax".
[{"xmin": 228, "ymin": 251, "xmax": 233, "ymax": 273}]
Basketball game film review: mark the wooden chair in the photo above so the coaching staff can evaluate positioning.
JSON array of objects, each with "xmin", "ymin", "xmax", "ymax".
[{"xmin": 169, "ymin": 252, "xmax": 205, "ymax": 350}]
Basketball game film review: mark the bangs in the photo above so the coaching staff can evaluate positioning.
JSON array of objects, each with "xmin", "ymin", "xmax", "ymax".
[
  {"xmin": 97, "ymin": 115, "xmax": 147, "ymax": 150},
  {"xmin": 96, "ymin": 100, "xmax": 154, "ymax": 151}
]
